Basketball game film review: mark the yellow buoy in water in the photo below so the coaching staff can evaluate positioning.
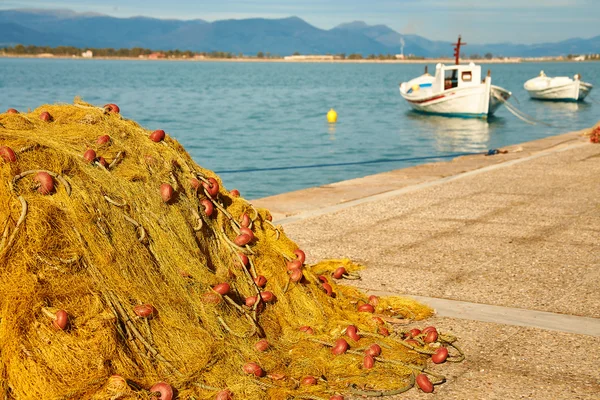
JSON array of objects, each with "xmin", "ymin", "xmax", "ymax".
[{"xmin": 327, "ymin": 108, "xmax": 338, "ymax": 123}]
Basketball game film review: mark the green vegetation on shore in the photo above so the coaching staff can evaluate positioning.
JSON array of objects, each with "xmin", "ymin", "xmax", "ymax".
[
  {"xmin": 2, "ymin": 44, "xmax": 214, "ymax": 59},
  {"xmin": 0, "ymin": 44, "xmax": 428, "ymax": 61},
  {"xmin": 3, "ymin": 44, "xmax": 597, "ymax": 62}
]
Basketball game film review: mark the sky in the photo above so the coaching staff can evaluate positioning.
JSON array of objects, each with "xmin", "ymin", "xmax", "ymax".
[{"xmin": 1, "ymin": 0, "xmax": 599, "ymax": 44}]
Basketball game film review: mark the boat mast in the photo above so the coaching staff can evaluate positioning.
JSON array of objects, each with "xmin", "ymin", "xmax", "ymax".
[{"xmin": 452, "ymin": 35, "xmax": 466, "ymax": 65}]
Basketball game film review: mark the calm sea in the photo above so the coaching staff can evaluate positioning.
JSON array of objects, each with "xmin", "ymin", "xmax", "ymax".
[{"xmin": 1, "ymin": 58, "xmax": 598, "ymax": 199}]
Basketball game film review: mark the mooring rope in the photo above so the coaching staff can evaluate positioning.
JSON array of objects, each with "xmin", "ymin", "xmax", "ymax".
[
  {"xmin": 214, "ymin": 150, "xmax": 504, "ymax": 174},
  {"xmin": 492, "ymin": 92, "xmax": 552, "ymax": 126}
]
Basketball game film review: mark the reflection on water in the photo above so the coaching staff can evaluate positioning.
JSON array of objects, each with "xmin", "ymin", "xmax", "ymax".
[
  {"xmin": 405, "ymin": 111, "xmax": 506, "ymax": 153},
  {"xmin": 528, "ymin": 99, "xmax": 592, "ymax": 127},
  {"xmin": 327, "ymin": 123, "xmax": 336, "ymax": 140},
  {"xmin": 532, "ymin": 99, "xmax": 590, "ymax": 112}
]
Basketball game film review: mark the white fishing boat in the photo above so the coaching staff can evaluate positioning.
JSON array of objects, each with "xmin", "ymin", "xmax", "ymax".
[
  {"xmin": 399, "ymin": 36, "xmax": 511, "ymax": 118},
  {"xmin": 524, "ymin": 71, "xmax": 593, "ymax": 102}
]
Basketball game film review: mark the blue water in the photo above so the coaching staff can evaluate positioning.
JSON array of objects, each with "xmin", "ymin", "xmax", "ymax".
[{"xmin": 1, "ymin": 58, "xmax": 598, "ymax": 199}]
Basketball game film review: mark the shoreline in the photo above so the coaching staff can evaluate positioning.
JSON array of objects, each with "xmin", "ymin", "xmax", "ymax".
[
  {"xmin": 252, "ymin": 128, "xmax": 594, "ymax": 221},
  {"xmin": 1, "ymin": 54, "xmax": 597, "ymax": 64}
]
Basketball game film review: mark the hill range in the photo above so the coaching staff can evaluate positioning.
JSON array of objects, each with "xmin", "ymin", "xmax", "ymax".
[{"xmin": 1, "ymin": 9, "xmax": 599, "ymax": 57}]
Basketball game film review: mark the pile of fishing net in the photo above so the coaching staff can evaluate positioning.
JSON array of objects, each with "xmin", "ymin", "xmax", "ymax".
[
  {"xmin": 588, "ymin": 123, "xmax": 600, "ymax": 143},
  {"xmin": 0, "ymin": 100, "xmax": 463, "ymax": 399}
]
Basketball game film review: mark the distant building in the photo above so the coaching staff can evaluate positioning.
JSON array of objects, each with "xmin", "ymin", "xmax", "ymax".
[
  {"xmin": 395, "ymin": 54, "xmax": 405, "ymax": 59},
  {"xmin": 283, "ymin": 55, "xmax": 334, "ymax": 61},
  {"xmin": 81, "ymin": 50, "xmax": 93, "ymax": 58},
  {"xmin": 573, "ymin": 55, "xmax": 585, "ymax": 61},
  {"xmin": 148, "ymin": 52, "xmax": 166, "ymax": 59}
]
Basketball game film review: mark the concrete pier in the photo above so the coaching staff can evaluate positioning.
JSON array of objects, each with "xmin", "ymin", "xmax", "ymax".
[{"xmin": 254, "ymin": 128, "xmax": 600, "ymax": 399}]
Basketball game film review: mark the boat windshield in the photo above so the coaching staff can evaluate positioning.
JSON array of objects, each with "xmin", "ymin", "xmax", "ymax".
[{"xmin": 444, "ymin": 69, "xmax": 459, "ymax": 90}]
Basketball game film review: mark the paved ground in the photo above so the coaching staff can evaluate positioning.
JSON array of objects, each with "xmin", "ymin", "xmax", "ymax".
[{"xmin": 254, "ymin": 128, "xmax": 600, "ymax": 399}]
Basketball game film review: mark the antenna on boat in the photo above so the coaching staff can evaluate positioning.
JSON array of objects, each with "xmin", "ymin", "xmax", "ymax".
[{"xmin": 452, "ymin": 35, "xmax": 466, "ymax": 65}]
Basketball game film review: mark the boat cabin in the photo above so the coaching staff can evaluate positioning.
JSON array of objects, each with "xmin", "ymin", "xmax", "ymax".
[{"xmin": 433, "ymin": 63, "xmax": 483, "ymax": 92}]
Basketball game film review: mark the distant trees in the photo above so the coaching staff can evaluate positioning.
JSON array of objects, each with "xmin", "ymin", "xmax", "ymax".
[
  {"xmin": 209, "ymin": 51, "xmax": 234, "ymax": 58},
  {"xmin": 4, "ymin": 44, "xmax": 82, "ymax": 56},
  {"xmin": 129, "ymin": 47, "xmax": 153, "ymax": 57},
  {"xmin": 3, "ymin": 44, "xmax": 486, "ymax": 61},
  {"xmin": 0, "ymin": 45, "xmax": 285, "ymax": 59},
  {"xmin": 2, "ymin": 44, "xmax": 155, "ymax": 57},
  {"xmin": 364, "ymin": 53, "xmax": 398, "ymax": 60}
]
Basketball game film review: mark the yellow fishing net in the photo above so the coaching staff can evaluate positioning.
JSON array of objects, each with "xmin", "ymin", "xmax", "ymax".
[{"xmin": 0, "ymin": 100, "xmax": 462, "ymax": 399}]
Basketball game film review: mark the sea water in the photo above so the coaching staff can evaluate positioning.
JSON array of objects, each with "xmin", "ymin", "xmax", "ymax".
[{"xmin": 1, "ymin": 58, "xmax": 598, "ymax": 198}]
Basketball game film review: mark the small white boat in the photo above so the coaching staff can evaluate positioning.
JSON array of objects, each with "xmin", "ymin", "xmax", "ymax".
[
  {"xmin": 399, "ymin": 36, "xmax": 511, "ymax": 118},
  {"xmin": 524, "ymin": 71, "xmax": 593, "ymax": 102}
]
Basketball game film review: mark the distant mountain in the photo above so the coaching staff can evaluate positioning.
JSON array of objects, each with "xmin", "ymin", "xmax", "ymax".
[
  {"xmin": 0, "ymin": 22, "xmax": 64, "ymax": 47},
  {"xmin": 172, "ymin": 16, "xmax": 392, "ymax": 55},
  {"xmin": 0, "ymin": 9, "xmax": 208, "ymax": 49},
  {"xmin": 0, "ymin": 9, "xmax": 390, "ymax": 54},
  {"xmin": 484, "ymin": 36, "xmax": 600, "ymax": 57},
  {"xmin": 333, "ymin": 21, "xmax": 600, "ymax": 57},
  {"xmin": 333, "ymin": 21, "xmax": 430, "ymax": 55},
  {"xmin": 1, "ymin": 9, "xmax": 598, "ymax": 57}
]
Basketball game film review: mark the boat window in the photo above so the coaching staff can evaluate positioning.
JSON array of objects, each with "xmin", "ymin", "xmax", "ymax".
[
  {"xmin": 444, "ymin": 69, "xmax": 458, "ymax": 90},
  {"xmin": 461, "ymin": 71, "xmax": 472, "ymax": 82}
]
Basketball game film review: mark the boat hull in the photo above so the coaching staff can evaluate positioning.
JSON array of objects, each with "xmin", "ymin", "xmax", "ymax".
[
  {"xmin": 400, "ymin": 83, "xmax": 510, "ymax": 118},
  {"xmin": 524, "ymin": 78, "xmax": 593, "ymax": 102}
]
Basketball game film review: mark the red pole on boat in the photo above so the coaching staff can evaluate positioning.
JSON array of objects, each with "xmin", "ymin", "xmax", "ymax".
[{"xmin": 452, "ymin": 35, "xmax": 466, "ymax": 65}]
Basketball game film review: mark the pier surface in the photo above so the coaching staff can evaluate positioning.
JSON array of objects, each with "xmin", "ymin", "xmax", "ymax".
[{"xmin": 254, "ymin": 129, "xmax": 600, "ymax": 399}]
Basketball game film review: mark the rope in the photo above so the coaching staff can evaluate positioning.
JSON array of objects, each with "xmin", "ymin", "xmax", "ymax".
[
  {"xmin": 503, "ymin": 101, "xmax": 538, "ymax": 125},
  {"xmin": 214, "ymin": 152, "xmax": 487, "ymax": 174},
  {"xmin": 492, "ymin": 91, "xmax": 552, "ymax": 126}
]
